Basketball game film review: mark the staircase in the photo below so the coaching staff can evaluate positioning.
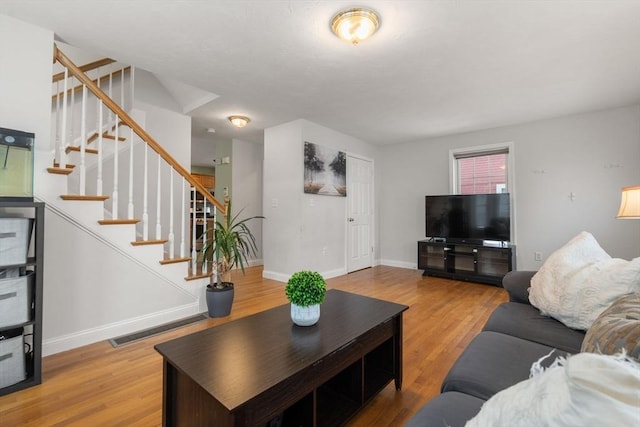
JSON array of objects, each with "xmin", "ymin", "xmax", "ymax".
[{"xmin": 36, "ymin": 44, "xmax": 224, "ymax": 355}]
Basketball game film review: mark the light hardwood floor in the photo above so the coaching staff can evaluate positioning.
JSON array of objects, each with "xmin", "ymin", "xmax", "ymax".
[{"xmin": 0, "ymin": 266, "xmax": 508, "ymax": 426}]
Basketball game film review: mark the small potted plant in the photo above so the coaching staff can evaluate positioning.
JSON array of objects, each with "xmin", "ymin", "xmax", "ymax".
[{"xmin": 285, "ymin": 270, "xmax": 327, "ymax": 326}]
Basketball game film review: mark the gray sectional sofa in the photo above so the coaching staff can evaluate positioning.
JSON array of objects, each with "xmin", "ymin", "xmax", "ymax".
[{"xmin": 406, "ymin": 270, "xmax": 587, "ymax": 426}]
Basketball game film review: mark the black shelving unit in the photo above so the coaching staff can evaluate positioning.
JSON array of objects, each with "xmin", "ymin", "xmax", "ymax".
[
  {"xmin": 0, "ymin": 201, "xmax": 44, "ymax": 396},
  {"xmin": 418, "ymin": 240, "xmax": 515, "ymax": 286}
]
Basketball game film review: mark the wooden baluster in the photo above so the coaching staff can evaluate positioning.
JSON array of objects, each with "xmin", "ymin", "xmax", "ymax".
[
  {"xmin": 168, "ymin": 167, "xmax": 175, "ymax": 259},
  {"xmin": 191, "ymin": 187, "xmax": 197, "ymax": 272},
  {"xmin": 69, "ymin": 75, "xmax": 75, "ymax": 155},
  {"xmin": 54, "ymin": 80, "xmax": 61, "ymax": 166},
  {"xmin": 79, "ymin": 84, "xmax": 87, "ymax": 195},
  {"xmin": 142, "ymin": 143, "xmax": 149, "ymax": 240},
  {"xmin": 128, "ymin": 126, "xmax": 134, "ymax": 219},
  {"xmin": 120, "ymin": 66, "xmax": 125, "ymax": 109},
  {"xmin": 59, "ymin": 68, "xmax": 68, "ymax": 169},
  {"xmin": 112, "ymin": 114, "xmax": 119, "ymax": 219},
  {"xmin": 155, "ymin": 155, "xmax": 162, "ymax": 240},
  {"xmin": 180, "ymin": 181, "xmax": 186, "ymax": 258},
  {"xmin": 95, "ymin": 70, "xmax": 103, "ymax": 196},
  {"xmin": 97, "ymin": 99, "xmax": 104, "ymax": 196},
  {"xmin": 108, "ymin": 71, "xmax": 113, "ymax": 124},
  {"xmin": 202, "ymin": 197, "xmax": 208, "ymax": 273},
  {"xmin": 129, "ymin": 66, "xmax": 135, "ymax": 112}
]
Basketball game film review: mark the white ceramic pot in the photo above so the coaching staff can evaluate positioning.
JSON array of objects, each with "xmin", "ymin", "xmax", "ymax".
[{"xmin": 291, "ymin": 303, "xmax": 320, "ymax": 326}]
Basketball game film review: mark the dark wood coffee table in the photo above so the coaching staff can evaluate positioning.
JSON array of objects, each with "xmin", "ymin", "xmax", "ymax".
[{"xmin": 155, "ymin": 289, "xmax": 408, "ymax": 427}]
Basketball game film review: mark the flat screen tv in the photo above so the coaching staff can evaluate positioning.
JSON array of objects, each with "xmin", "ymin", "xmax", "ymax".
[{"xmin": 425, "ymin": 193, "xmax": 511, "ymax": 244}]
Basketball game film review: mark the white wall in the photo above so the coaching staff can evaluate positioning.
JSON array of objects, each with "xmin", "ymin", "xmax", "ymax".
[
  {"xmin": 263, "ymin": 119, "xmax": 379, "ymax": 281},
  {"xmin": 379, "ymin": 105, "xmax": 640, "ymax": 271},
  {"xmin": 134, "ymin": 101, "xmax": 191, "ymax": 167},
  {"xmin": 134, "ymin": 69, "xmax": 182, "ymax": 113},
  {"xmin": 42, "ymin": 207, "xmax": 196, "ymax": 355},
  {"xmin": 215, "ymin": 138, "xmax": 233, "ymax": 201},
  {"xmin": 231, "ymin": 138, "xmax": 264, "ymax": 264},
  {"xmin": 0, "ymin": 15, "xmax": 53, "ymax": 154}
]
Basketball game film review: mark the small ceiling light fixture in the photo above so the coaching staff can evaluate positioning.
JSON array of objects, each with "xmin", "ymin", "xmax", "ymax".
[
  {"xmin": 206, "ymin": 128, "xmax": 216, "ymax": 133},
  {"xmin": 228, "ymin": 115, "xmax": 250, "ymax": 128},
  {"xmin": 331, "ymin": 7, "xmax": 380, "ymax": 45}
]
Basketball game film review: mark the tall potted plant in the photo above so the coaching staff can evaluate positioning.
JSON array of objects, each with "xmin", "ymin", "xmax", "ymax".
[{"xmin": 201, "ymin": 199, "xmax": 263, "ymax": 317}]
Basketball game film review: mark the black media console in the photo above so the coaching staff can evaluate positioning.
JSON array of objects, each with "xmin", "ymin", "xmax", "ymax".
[{"xmin": 418, "ymin": 240, "xmax": 515, "ymax": 286}]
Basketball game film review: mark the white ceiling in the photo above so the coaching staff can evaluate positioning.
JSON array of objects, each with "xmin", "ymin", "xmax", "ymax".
[{"xmin": 2, "ymin": 1, "xmax": 640, "ymax": 165}]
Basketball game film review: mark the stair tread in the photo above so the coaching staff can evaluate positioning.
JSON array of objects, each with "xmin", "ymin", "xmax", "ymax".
[
  {"xmin": 53, "ymin": 162, "xmax": 76, "ymax": 168},
  {"xmin": 160, "ymin": 257, "xmax": 192, "ymax": 265},
  {"xmin": 131, "ymin": 239, "xmax": 168, "ymax": 246},
  {"xmin": 98, "ymin": 219, "xmax": 140, "ymax": 225},
  {"xmin": 47, "ymin": 167, "xmax": 73, "ymax": 175},
  {"xmin": 185, "ymin": 272, "xmax": 213, "ymax": 281},
  {"xmin": 66, "ymin": 146, "xmax": 99, "ymax": 154},
  {"xmin": 60, "ymin": 195, "xmax": 110, "ymax": 201},
  {"xmin": 102, "ymin": 133, "xmax": 127, "ymax": 141}
]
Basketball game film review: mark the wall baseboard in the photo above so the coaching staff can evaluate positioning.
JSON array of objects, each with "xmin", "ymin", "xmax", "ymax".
[
  {"xmin": 262, "ymin": 270, "xmax": 290, "ymax": 283},
  {"xmin": 42, "ymin": 302, "xmax": 200, "ymax": 356},
  {"xmin": 262, "ymin": 266, "xmax": 347, "ymax": 283},
  {"xmin": 378, "ymin": 259, "xmax": 417, "ymax": 270}
]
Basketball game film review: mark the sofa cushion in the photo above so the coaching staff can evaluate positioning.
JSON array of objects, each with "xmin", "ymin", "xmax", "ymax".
[
  {"xmin": 581, "ymin": 292, "xmax": 640, "ymax": 360},
  {"xmin": 501, "ymin": 270, "xmax": 536, "ymax": 303},
  {"xmin": 465, "ymin": 352, "xmax": 640, "ymax": 427},
  {"xmin": 483, "ymin": 302, "xmax": 585, "ymax": 353},
  {"xmin": 441, "ymin": 331, "xmax": 569, "ymax": 400},
  {"xmin": 404, "ymin": 392, "xmax": 484, "ymax": 427},
  {"xmin": 529, "ymin": 231, "xmax": 640, "ymax": 330}
]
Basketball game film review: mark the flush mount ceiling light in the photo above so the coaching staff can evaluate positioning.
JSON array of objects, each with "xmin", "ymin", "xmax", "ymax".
[
  {"xmin": 331, "ymin": 7, "xmax": 380, "ymax": 45},
  {"xmin": 228, "ymin": 115, "xmax": 250, "ymax": 128}
]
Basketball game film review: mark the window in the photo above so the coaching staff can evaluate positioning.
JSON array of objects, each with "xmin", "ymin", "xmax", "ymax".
[
  {"xmin": 450, "ymin": 144, "xmax": 512, "ymax": 195},
  {"xmin": 457, "ymin": 152, "xmax": 507, "ymax": 194},
  {"xmin": 449, "ymin": 142, "xmax": 516, "ymax": 243}
]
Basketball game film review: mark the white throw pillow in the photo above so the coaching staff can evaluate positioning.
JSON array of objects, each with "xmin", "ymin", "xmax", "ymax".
[
  {"xmin": 529, "ymin": 231, "xmax": 640, "ymax": 330},
  {"xmin": 465, "ymin": 352, "xmax": 640, "ymax": 427}
]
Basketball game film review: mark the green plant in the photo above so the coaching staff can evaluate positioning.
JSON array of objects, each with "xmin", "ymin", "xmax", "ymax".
[
  {"xmin": 285, "ymin": 271, "xmax": 327, "ymax": 306},
  {"xmin": 200, "ymin": 200, "xmax": 264, "ymax": 288}
]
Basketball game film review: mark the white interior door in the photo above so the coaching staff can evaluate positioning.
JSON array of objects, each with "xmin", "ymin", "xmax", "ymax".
[{"xmin": 347, "ymin": 155, "xmax": 373, "ymax": 273}]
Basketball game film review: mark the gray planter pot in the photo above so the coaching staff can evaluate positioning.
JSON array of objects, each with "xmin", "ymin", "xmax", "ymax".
[{"xmin": 206, "ymin": 283, "xmax": 234, "ymax": 317}]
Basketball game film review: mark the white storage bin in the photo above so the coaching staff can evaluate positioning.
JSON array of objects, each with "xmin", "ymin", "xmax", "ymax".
[
  {"xmin": 0, "ymin": 218, "xmax": 33, "ymax": 267},
  {"xmin": 0, "ymin": 271, "xmax": 33, "ymax": 329},
  {"xmin": 0, "ymin": 328, "xmax": 26, "ymax": 389}
]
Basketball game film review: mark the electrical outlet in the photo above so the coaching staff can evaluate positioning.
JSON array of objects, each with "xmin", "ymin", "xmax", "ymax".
[{"xmin": 534, "ymin": 251, "xmax": 543, "ymax": 261}]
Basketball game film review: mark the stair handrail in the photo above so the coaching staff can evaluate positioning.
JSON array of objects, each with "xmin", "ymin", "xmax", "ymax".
[
  {"xmin": 52, "ymin": 66, "xmax": 131, "ymax": 103},
  {"xmin": 53, "ymin": 43, "xmax": 226, "ymax": 216},
  {"xmin": 52, "ymin": 57, "xmax": 116, "ymax": 83}
]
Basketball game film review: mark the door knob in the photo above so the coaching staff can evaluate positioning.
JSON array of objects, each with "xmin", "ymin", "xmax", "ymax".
[{"xmin": 348, "ymin": 217, "xmax": 355, "ymax": 222}]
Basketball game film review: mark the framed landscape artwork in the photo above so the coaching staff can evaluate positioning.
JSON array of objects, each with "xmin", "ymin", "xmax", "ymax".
[{"xmin": 303, "ymin": 141, "xmax": 346, "ymax": 197}]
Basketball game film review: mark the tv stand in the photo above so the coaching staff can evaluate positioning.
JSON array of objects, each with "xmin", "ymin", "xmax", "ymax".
[{"xmin": 417, "ymin": 240, "xmax": 516, "ymax": 286}]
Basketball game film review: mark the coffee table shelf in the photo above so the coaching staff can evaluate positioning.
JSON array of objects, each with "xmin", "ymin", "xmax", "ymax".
[{"xmin": 155, "ymin": 290, "xmax": 408, "ymax": 426}]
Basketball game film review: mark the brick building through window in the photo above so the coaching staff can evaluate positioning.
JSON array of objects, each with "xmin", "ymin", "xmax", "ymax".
[{"xmin": 457, "ymin": 153, "xmax": 507, "ymax": 194}]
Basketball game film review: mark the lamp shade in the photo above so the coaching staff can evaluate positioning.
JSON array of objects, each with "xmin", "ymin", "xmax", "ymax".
[{"xmin": 616, "ymin": 185, "xmax": 640, "ymax": 219}]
